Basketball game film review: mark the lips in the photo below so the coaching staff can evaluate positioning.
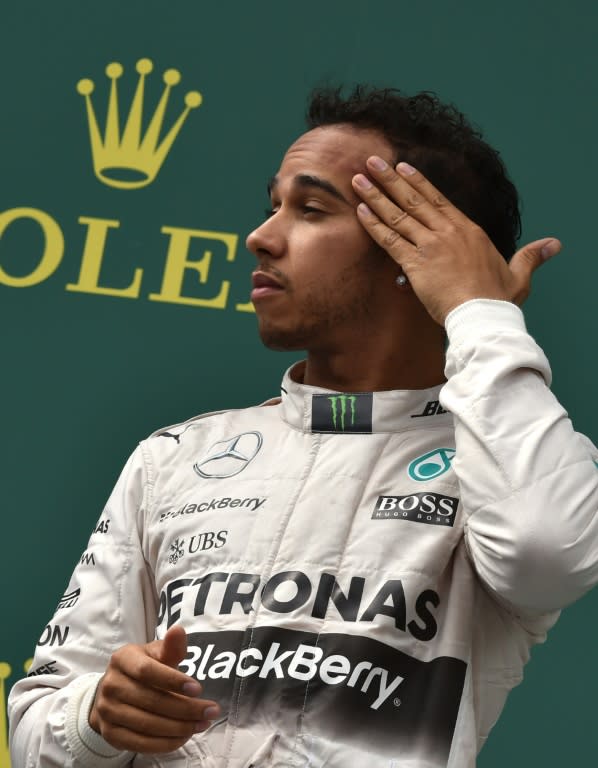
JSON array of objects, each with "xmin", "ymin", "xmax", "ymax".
[
  {"xmin": 252, "ymin": 272, "xmax": 284, "ymax": 290},
  {"xmin": 251, "ymin": 271, "xmax": 286, "ymax": 301}
]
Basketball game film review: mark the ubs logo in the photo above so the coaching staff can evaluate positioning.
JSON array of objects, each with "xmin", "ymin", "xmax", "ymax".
[{"xmin": 193, "ymin": 432, "xmax": 262, "ymax": 478}]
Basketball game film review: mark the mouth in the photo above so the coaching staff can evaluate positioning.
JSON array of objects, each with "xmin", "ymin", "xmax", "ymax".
[{"xmin": 251, "ymin": 271, "xmax": 286, "ymax": 301}]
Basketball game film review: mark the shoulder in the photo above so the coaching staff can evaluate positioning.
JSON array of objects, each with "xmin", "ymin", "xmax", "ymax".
[{"xmin": 140, "ymin": 398, "xmax": 281, "ymax": 465}]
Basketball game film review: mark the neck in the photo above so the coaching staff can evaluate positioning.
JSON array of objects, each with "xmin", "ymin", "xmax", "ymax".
[{"xmin": 301, "ymin": 320, "xmax": 446, "ymax": 392}]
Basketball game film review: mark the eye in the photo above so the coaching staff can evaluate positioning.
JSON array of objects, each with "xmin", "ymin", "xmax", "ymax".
[
  {"xmin": 264, "ymin": 207, "xmax": 279, "ymax": 219},
  {"xmin": 302, "ymin": 205, "xmax": 324, "ymax": 216}
]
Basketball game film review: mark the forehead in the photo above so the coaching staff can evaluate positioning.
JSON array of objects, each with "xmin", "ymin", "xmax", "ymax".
[{"xmin": 277, "ymin": 125, "xmax": 395, "ymax": 186}]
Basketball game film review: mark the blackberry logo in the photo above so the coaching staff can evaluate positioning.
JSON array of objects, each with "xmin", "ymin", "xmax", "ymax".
[{"xmin": 180, "ymin": 639, "xmax": 403, "ymax": 711}]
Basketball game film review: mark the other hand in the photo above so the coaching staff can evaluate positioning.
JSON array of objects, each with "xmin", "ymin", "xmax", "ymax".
[
  {"xmin": 89, "ymin": 625, "xmax": 221, "ymax": 754},
  {"xmin": 352, "ymin": 157, "xmax": 561, "ymax": 325}
]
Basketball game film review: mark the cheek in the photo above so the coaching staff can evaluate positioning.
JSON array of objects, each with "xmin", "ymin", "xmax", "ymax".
[{"xmin": 294, "ymin": 221, "xmax": 372, "ymax": 264}]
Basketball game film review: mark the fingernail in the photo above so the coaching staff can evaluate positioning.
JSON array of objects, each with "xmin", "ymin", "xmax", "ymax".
[
  {"xmin": 540, "ymin": 239, "xmax": 560, "ymax": 260},
  {"xmin": 353, "ymin": 174, "xmax": 372, "ymax": 189},
  {"xmin": 204, "ymin": 706, "xmax": 220, "ymax": 719},
  {"xmin": 398, "ymin": 161, "xmax": 416, "ymax": 176},
  {"xmin": 182, "ymin": 681, "xmax": 203, "ymax": 696},
  {"xmin": 368, "ymin": 156, "xmax": 388, "ymax": 171},
  {"xmin": 357, "ymin": 203, "xmax": 374, "ymax": 217}
]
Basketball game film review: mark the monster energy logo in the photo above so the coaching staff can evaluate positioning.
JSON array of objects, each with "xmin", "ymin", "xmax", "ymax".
[
  {"xmin": 311, "ymin": 392, "xmax": 373, "ymax": 434},
  {"xmin": 328, "ymin": 395, "xmax": 356, "ymax": 431}
]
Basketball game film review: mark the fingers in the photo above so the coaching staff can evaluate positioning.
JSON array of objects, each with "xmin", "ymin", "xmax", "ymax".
[
  {"xmin": 100, "ymin": 664, "xmax": 214, "ymax": 721},
  {"xmin": 115, "ymin": 648, "xmax": 198, "ymax": 695},
  {"xmin": 90, "ymin": 637, "xmax": 222, "ymax": 754},
  {"xmin": 94, "ymin": 680, "xmax": 217, "ymax": 746},
  {"xmin": 355, "ymin": 201, "xmax": 414, "ymax": 268},
  {"xmin": 352, "ymin": 156, "xmax": 464, "ymax": 238},
  {"xmin": 153, "ymin": 625, "xmax": 188, "ymax": 669},
  {"xmin": 509, "ymin": 237, "xmax": 561, "ymax": 305},
  {"xmin": 352, "ymin": 172, "xmax": 421, "ymax": 249}
]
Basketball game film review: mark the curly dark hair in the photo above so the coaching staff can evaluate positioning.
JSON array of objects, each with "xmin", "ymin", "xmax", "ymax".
[{"xmin": 306, "ymin": 86, "xmax": 521, "ymax": 260}]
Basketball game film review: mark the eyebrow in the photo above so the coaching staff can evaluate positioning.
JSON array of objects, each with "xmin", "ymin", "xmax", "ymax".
[{"xmin": 267, "ymin": 174, "xmax": 350, "ymax": 205}]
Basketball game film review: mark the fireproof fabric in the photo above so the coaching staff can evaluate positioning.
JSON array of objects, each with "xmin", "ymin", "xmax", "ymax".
[{"xmin": 9, "ymin": 299, "xmax": 598, "ymax": 767}]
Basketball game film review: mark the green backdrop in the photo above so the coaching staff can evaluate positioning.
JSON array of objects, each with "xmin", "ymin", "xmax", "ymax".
[{"xmin": 1, "ymin": 2, "xmax": 597, "ymax": 766}]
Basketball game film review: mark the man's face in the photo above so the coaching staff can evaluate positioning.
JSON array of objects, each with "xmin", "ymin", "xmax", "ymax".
[{"xmin": 245, "ymin": 125, "xmax": 398, "ymax": 351}]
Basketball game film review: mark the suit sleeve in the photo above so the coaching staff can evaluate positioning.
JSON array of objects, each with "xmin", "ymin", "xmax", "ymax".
[
  {"xmin": 8, "ymin": 445, "xmax": 158, "ymax": 768},
  {"xmin": 440, "ymin": 299, "xmax": 598, "ymax": 616}
]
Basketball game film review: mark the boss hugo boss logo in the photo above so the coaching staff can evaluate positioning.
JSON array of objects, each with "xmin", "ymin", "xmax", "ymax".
[
  {"xmin": 408, "ymin": 448, "xmax": 456, "ymax": 481},
  {"xmin": 194, "ymin": 432, "xmax": 263, "ymax": 478},
  {"xmin": 372, "ymin": 493, "xmax": 459, "ymax": 527}
]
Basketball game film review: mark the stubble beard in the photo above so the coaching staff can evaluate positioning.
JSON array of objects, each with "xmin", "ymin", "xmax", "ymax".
[{"xmin": 256, "ymin": 261, "xmax": 381, "ymax": 352}]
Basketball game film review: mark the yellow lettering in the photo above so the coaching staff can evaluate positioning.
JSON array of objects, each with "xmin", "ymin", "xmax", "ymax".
[
  {"xmin": 66, "ymin": 216, "xmax": 142, "ymax": 298},
  {"xmin": 0, "ymin": 207, "xmax": 64, "ymax": 287},
  {"xmin": 235, "ymin": 297, "xmax": 255, "ymax": 313},
  {"xmin": 0, "ymin": 660, "xmax": 11, "ymax": 768},
  {"xmin": 149, "ymin": 226, "xmax": 238, "ymax": 309}
]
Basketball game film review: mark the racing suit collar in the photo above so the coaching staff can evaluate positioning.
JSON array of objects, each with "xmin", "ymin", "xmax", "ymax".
[{"xmin": 280, "ymin": 362, "xmax": 451, "ymax": 434}]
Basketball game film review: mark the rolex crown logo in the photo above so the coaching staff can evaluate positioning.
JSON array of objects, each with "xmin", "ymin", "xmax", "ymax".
[
  {"xmin": 0, "ymin": 662, "xmax": 11, "ymax": 768},
  {"xmin": 77, "ymin": 59, "xmax": 202, "ymax": 190}
]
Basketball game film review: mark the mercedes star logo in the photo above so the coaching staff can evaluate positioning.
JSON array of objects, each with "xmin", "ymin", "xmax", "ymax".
[{"xmin": 193, "ymin": 431, "xmax": 263, "ymax": 478}]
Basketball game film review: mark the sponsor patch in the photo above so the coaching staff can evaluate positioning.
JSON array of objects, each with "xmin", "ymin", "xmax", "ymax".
[
  {"xmin": 158, "ymin": 570, "xmax": 439, "ymax": 642},
  {"xmin": 38, "ymin": 624, "xmax": 70, "ymax": 647},
  {"xmin": 408, "ymin": 448, "xmax": 455, "ymax": 481},
  {"xmin": 160, "ymin": 496, "xmax": 265, "ymax": 523},
  {"xmin": 311, "ymin": 393, "xmax": 373, "ymax": 434},
  {"xmin": 57, "ymin": 588, "xmax": 81, "ymax": 609},
  {"xmin": 194, "ymin": 432, "xmax": 263, "ymax": 478},
  {"xmin": 168, "ymin": 530, "xmax": 228, "ymax": 564},
  {"xmin": 27, "ymin": 660, "xmax": 59, "ymax": 677},
  {"xmin": 372, "ymin": 493, "xmax": 459, "ymax": 527},
  {"xmin": 410, "ymin": 400, "xmax": 448, "ymax": 418},
  {"xmin": 174, "ymin": 627, "xmax": 466, "ymax": 766}
]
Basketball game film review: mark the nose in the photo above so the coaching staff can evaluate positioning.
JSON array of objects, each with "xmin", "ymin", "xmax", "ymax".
[{"xmin": 245, "ymin": 214, "xmax": 285, "ymax": 260}]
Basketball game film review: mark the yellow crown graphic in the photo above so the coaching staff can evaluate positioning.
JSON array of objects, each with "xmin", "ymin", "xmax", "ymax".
[
  {"xmin": 77, "ymin": 59, "xmax": 202, "ymax": 190},
  {"xmin": 0, "ymin": 662, "xmax": 11, "ymax": 768},
  {"xmin": 1, "ymin": 659, "xmax": 31, "ymax": 768}
]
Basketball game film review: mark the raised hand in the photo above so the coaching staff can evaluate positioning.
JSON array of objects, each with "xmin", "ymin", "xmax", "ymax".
[
  {"xmin": 352, "ymin": 157, "xmax": 561, "ymax": 324},
  {"xmin": 89, "ymin": 625, "xmax": 220, "ymax": 754}
]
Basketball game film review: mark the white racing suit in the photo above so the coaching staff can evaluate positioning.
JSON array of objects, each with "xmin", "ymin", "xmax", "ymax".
[{"xmin": 9, "ymin": 300, "xmax": 598, "ymax": 767}]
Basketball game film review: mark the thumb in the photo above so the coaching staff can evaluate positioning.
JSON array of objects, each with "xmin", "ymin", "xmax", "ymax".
[
  {"xmin": 156, "ymin": 624, "xmax": 188, "ymax": 669},
  {"xmin": 509, "ymin": 237, "xmax": 561, "ymax": 305}
]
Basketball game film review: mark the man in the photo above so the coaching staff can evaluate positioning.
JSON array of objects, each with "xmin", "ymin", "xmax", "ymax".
[{"xmin": 9, "ymin": 86, "xmax": 598, "ymax": 767}]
